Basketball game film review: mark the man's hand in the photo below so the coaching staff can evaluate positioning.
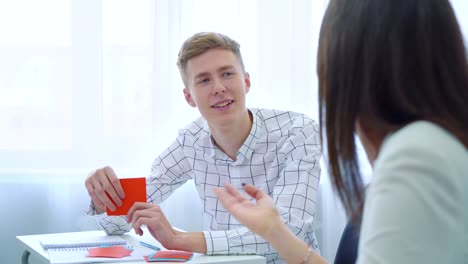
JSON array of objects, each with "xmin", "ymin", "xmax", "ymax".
[
  {"xmin": 127, "ymin": 203, "xmax": 208, "ymax": 253},
  {"xmin": 127, "ymin": 203, "xmax": 180, "ymax": 249},
  {"xmin": 85, "ymin": 166, "xmax": 125, "ymax": 214}
]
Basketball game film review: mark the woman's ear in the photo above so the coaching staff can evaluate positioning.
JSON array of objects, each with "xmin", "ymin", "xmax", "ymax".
[{"xmin": 183, "ymin": 88, "xmax": 197, "ymax": 107}]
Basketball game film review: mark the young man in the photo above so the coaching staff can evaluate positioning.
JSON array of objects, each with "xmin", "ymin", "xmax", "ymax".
[{"xmin": 85, "ymin": 32, "xmax": 321, "ymax": 263}]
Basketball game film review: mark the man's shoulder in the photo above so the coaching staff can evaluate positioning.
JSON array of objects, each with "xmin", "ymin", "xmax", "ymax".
[
  {"xmin": 252, "ymin": 108, "xmax": 318, "ymax": 132},
  {"xmin": 178, "ymin": 116, "xmax": 209, "ymax": 138}
]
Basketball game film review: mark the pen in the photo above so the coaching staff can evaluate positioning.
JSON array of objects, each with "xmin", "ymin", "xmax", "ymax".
[{"xmin": 139, "ymin": 241, "xmax": 161, "ymax": 251}]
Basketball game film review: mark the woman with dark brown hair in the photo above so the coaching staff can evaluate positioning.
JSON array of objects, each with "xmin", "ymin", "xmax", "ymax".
[{"xmin": 215, "ymin": 0, "xmax": 468, "ymax": 263}]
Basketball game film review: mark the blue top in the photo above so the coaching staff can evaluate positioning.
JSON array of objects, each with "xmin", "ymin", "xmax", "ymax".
[{"xmin": 357, "ymin": 121, "xmax": 468, "ymax": 263}]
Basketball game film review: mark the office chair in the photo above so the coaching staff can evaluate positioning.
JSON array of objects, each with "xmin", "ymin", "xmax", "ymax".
[{"xmin": 334, "ymin": 220, "xmax": 360, "ymax": 264}]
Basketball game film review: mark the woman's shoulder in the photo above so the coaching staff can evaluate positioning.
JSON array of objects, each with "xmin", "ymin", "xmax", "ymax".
[
  {"xmin": 362, "ymin": 121, "xmax": 468, "ymax": 264},
  {"xmin": 373, "ymin": 120, "xmax": 468, "ymax": 194},
  {"xmin": 378, "ymin": 121, "xmax": 467, "ymax": 166}
]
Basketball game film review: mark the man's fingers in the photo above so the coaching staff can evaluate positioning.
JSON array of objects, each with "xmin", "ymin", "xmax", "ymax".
[
  {"xmin": 135, "ymin": 227, "xmax": 143, "ymax": 236},
  {"xmin": 129, "ymin": 206, "xmax": 168, "ymax": 236},
  {"xmin": 88, "ymin": 174, "xmax": 118, "ymax": 211},
  {"xmin": 85, "ymin": 166, "xmax": 128, "ymax": 213},
  {"xmin": 97, "ymin": 167, "xmax": 124, "ymax": 207},
  {"xmin": 99, "ymin": 176, "xmax": 123, "ymax": 207},
  {"xmin": 104, "ymin": 166, "xmax": 125, "ymax": 199},
  {"xmin": 132, "ymin": 216, "xmax": 153, "ymax": 235},
  {"xmin": 127, "ymin": 202, "xmax": 158, "ymax": 222},
  {"xmin": 88, "ymin": 194, "xmax": 105, "ymax": 209},
  {"xmin": 95, "ymin": 189, "xmax": 117, "ymax": 211},
  {"xmin": 85, "ymin": 181, "xmax": 99, "ymax": 204}
]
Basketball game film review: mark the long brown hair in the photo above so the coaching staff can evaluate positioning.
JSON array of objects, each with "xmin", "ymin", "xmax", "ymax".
[{"xmin": 318, "ymin": 0, "xmax": 468, "ymax": 221}]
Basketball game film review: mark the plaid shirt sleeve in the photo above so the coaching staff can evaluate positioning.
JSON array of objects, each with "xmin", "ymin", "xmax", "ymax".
[
  {"xmin": 203, "ymin": 120, "xmax": 321, "ymax": 257},
  {"xmin": 86, "ymin": 136, "xmax": 193, "ymax": 235},
  {"xmin": 146, "ymin": 136, "xmax": 193, "ymax": 204},
  {"xmin": 274, "ymin": 120, "xmax": 321, "ymax": 247}
]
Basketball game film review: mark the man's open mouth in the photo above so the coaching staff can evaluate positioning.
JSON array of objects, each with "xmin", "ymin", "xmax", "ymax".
[{"xmin": 212, "ymin": 100, "xmax": 234, "ymax": 108}]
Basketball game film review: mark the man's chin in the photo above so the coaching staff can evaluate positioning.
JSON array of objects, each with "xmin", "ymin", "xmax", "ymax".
[{"xmin": 206, "ymin": 114, "xmax": 236, "ymax": 128}]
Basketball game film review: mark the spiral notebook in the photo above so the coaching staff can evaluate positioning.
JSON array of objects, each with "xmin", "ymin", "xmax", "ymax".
[
  {"xmin": 40, "ymin": 233, "xmax": 144, "ymax": 263},
  {"xmin": 40, "ymin": 234, "xmax": 128, "ymax": 249}
]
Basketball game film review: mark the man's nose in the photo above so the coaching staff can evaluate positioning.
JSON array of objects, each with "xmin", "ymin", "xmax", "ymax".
[{"xmin": 212, "ymin": 78, "xmax": 226, "ymax": 95}]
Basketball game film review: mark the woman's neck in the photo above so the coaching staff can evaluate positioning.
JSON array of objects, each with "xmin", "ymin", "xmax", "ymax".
[{"xmin": 356, "ymin": 121, "xmax": 385, "ymax": 166}]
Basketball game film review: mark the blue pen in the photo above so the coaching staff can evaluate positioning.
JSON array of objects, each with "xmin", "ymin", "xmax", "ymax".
[{"xmin": 139, "ymin": 241, "xmax": 161, "ymax": 251}]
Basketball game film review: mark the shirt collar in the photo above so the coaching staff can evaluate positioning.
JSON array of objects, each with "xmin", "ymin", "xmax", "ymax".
[
  {"xmin": 236, "ymin": 109, "xmax": 262, "ymax": 161},
  {"xmin": 204, "ymin": 109, "xmax": 263, "ymax": 162}
]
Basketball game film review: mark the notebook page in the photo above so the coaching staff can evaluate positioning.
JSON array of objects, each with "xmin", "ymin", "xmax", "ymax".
[{"xmin": 48, "ymin": 247, "xmax": 144, "ymax": 264}]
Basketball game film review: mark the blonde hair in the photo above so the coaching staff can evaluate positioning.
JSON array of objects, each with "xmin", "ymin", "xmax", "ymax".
[{"xmin": 177, "ymin": 32, "xmax": 245, "ymax": 86}]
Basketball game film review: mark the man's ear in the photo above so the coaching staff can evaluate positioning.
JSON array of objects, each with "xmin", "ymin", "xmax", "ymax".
[
  {"xmin": 183, "ymin": 88, "xmax": 197, "ymax": 107},
  {"xmin": 244, "ymin": 72, "xmax": 251, "ymax": 94}
]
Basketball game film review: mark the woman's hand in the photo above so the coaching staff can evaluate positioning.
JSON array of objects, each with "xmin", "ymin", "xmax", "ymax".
[{"xmin": 214, "ymin": 183, "xmax": 282, "ymax": 240}]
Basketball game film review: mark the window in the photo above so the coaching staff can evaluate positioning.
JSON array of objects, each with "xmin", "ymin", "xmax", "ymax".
[{"xmin": 0, "ymin": 0, "xmax": 327, "ymax": 179}]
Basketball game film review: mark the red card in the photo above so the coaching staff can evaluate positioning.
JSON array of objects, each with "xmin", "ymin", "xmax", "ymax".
[
  {"xmin": 144, "ymin": 250, "xmax": 193, "ymax": 262},
  {"xmin": 87, "ymin": 246, "xmax": 133, "ymax": 258},
  {"xmin": 107, "ymin": 177, "xmax": 146, "ymax": 216}
]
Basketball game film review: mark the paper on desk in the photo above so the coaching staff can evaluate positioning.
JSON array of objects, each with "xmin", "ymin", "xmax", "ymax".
[
  {"xmin": 87, "ymin": 246, "xmax": 133, "ymax": 258},
  {"xmin": 144, "ymin": 250, "xmax": 194, "ymax": 262},
  {"xmin": 107, "ymin": 177, "xmax": 146, "ymax": 216}
]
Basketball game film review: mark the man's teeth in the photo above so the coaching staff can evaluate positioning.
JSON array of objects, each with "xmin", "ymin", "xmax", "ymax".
[{"xmin": 214, "ymin": 101, "xmax": 231, "ymax": 108}]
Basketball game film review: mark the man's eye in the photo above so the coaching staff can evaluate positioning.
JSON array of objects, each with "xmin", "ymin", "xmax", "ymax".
[
  {"xmin": 223, "ymin": 72, "xmax": 233, "ymax": 77},
  {"xmin": 198, "ymin": 78, "xmax": 209, "ymax": 84}
]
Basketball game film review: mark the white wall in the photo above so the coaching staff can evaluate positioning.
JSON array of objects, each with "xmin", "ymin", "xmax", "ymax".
[{"xmin": 452, "ymin": 0, "xmax": 468, "ymax": 42}]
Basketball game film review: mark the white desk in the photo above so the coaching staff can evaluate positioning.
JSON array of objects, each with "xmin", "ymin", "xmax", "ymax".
[{"xmin": 16, "ymin": 229, "xmax": 266, "ymax": 264}]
